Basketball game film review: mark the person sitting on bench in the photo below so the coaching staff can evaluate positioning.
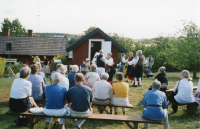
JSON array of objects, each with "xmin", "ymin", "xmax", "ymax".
[
  {"xmin": 149, "ymin": 66, "xmax": 168, "ymax": 92},
  {"xmin": 50, "ymin": 63, "xmax": 63, "ymax": 84},
  {"xmin": 58, "ymin": 66, "xmax": 69, "ymax": 90},
  {"xmin": 68, "ymin": 65, "xmax": 79, "ymax": 89},
  {"xmin": 84, "ymin": 64, "xmax": 100, "ymax": 88},
  {"xmin": 43, "ymin": 72, "xmax": 68, "ymax": 129},
  {"xmin": 67, "ymin": 73, "xmax": 93, "ymax": 129},
  {"xmin": 92, "ymin": 72, "xmax": 113, "ymax": 114},
  {"xmin": 112, "ymin": 72, "xmax": 129, "ymax": 115},
  {"xmin": 9, "ymin": 68, "xmax": 37, "ymax": 112},
  {"xmin": 142, "ymin": 79, "xmax": 169, "ymax": 129},
  {"xmin": 36, "ymin": 62, "xmax": 47, "ymax": 88},
  {"xmin": 28, "ymin": 64, "xmax": 44, "ymax": 100},
  {"xmin": 167, "ymin": 70, "xmax": 195, "ymax": 114}
]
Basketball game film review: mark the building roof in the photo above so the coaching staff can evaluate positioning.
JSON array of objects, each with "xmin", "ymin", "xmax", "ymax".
[
  {"xmin": 66, "ymin": 28, "xmax": 127, "ymax": 53},
  {"xmin": 0, "ymin": 36, "xmax": 68, "ymax": 56}
]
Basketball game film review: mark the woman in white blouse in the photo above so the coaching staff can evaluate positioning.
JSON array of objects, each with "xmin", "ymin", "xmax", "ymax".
[
  {"xmin": 58, "ymin": 66, "xmax": 69, "ymax": 90},
  {"xmin": 167, "ymin": 70, "xmax": 195, "ymax": 114}
]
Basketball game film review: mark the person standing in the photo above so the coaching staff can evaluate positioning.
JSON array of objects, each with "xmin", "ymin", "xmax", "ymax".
[
  {"xmin": 101, "ymin": 52, "xmax": 114, "ymax": 85},
  {"xmin": 125, "ymin": 52, "xmax": 135, "ymax": 82},
  {"xmin": 43, "ymin": 56, "xmax": 48, "ymax": 67},
  {"xmin": 118, "ymin": 53, "xmax": 126, "ymax": 75},
  {"xmin": 96, "ymin": 50, "xmax": 105, "ymax": 75}
]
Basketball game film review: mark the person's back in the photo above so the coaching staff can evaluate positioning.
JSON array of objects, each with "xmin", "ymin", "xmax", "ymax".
[
  {"xmin": 86, "ymin": 72, "xmax": 99, "ymax": 85},
  {"xmin": 175, "ymin": 78, "xmax": 194, "ymax": 103},
  {"xmin": 45, "ymin": 84, "xmax": 68, "ymax": 109},
  {"xmin": 112, "ymin": 82, "xmax": 129, "ymax": 98},
  {"xmin": 38, "ymin": 71, "xmax": 46, "ymax": 87},
  {"xmin": 68, "ymin": 72, "xmax": 76, "ymax": 88},
  {"xmin": 96, "ymin": 54, "xmax": 105, "ymax": 68},
  {"xmin": 68, "ymin": 85, "xmax": 92, "ymax": 112},
  {"xmin": 28, "ymin": 74, "xmax": 44, "ymax": 100},
  {"xmin": 142, "ymin": 89, "xmax": 167, "ymax": 119},
  {"xmin": 155, "ymin": 72, "xmax": 168, "ymax": 84},
  {"xmin": 59, "ymin": 74, "xmax": 69, "ymax": 90}
]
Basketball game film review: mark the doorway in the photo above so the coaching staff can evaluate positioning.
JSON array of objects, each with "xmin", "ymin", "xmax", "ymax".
[{"xmin": 90, "ymin": 41, "xmax": 101, "ymax": 61}]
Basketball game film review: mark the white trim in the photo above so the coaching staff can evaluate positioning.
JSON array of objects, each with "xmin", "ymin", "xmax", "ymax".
[{"xmin": 88, "ymin": 39, "xmax": 105, "ymax": 64}]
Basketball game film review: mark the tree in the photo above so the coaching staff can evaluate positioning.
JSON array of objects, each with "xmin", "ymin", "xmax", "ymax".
[
  {"xmin": 83, "ymin": 26, "xmax": 96, "ymax": 35},
  {"xmin": 168, "ymin": 21, "xmax": 200, "ymax": 78},
  {"xmin": 0, "ymin": 18, "xmax": 27, "ymax": 36}
]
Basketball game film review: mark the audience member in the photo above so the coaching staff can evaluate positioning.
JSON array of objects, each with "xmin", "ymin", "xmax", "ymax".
[
  {"xmin": 112, "ymin": 72, "xmax": 129, "ymax": 115},
  {"xmin": 36, "ymin": 62, "xmax": 47, "ymax": 88},
  {"xmin": 28, "ymin": 64, "xmax": 44, "ymax": 100},
  {"xmin": 167, "ymin": 70, "xmax": 195, "ymax": 114},
  {"xmin": 15, "ymin": 64, "xmax": 30, "ymax": 78},
  {"xmin": 58, "ymin": 66, "xmax": 69, "ymax": 90},
  {"xmin": 68, "ymin": 65, "xmax": 79, "ymax": 89},
  {"xmin": 43, "ymin": 72, "xmax": 68, "ymax": 129},
  {"xmin": 92, "ymin": 72, "xmax": 113, "ymax": 114},
  {"xmin": 67, "ymin": 73, "xmax": 93, "ymax": 129},
  {"xmin": 50, "ymin": 63, "xmax": 63, "ymax": 84},
  {"xmin": 9, "ymin": 68, "xmax": 37, "ymax": 112},
  {"xmin": 84, "ymin": 64, "xmax": 100, "ymax": 88},
  {"xmin": 142, "ymin": 79, "xmax": 169, "ymax": 129}
]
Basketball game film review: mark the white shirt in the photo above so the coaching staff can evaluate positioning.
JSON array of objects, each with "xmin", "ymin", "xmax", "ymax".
[
  {"xmin": 103, "ymin": 57, "xmax": 113, "ymax": 66},
  {"xmin": 10, "ymin": 78, "xmax": 32, "ymax": 99},
  {"xmin": 173, "ymin": 78, "xmax": 195, "ymax": 103},
  {"xmin": 92, "ymin": 80, "xmax": 113, "ymax": 100},
  {"xmin": 92, "ymin": 58, "xmax": 96, "ymax": 64},
  {"xmin": 85, "ymin": 72, "xmax": 100, "ymax": 86},
  {"xmin": 196, "ymin": 79, "xmax": 200, "ymax": 92},
  {"xmin": 59, "ymin": 74, "xmax": 69, "ymax": 90},
  {"xmin": 127, "ymin": 56, "xmax": 139, "ymax": 65}
]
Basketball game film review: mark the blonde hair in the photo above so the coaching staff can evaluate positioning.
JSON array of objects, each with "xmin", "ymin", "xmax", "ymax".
[
  {"xmin": 36, "ymin": 62, "xmax": 42, "ymax": 71},
  {"xmin": 58, "ymin": 66, "xmax": 67, "ymax": 74},
  {"xmin": 90, "ymin": 64, "xmax": 97, "ymax": 72},
  {"xmin": 51, "ymin": 72, "xmax": 62, "ymax": 83},
  {"xmin": 159, "ymin": 66, "xmax": 166, "ymax": 73},
  {"xmin": 181, "ymin": 70, "xmax": 192, "ymax": 81}
]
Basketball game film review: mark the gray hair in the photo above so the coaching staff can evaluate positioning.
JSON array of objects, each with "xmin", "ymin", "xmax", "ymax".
[
  {"xmin": 99, "ymin": 50, "xmax": 103, "ymax": 54},
  {"xmin": 116, "ymin": 72, "xmax": 124, "ymax": 81},
  {"xmin": 35, "ymin": 62, "xmax": 42, "ymax": 71},
  {"xmin": 90, "ymin": 64, "xmax": 97, "ymax": 72},
  {"xmin": 181, "ymin": 70, "xmax": 192, "ymax": 81},
  {"xmin": 74, "ymin": 73, "xmax": 84, "ymax": 82},
  {"xmin": 138, "ymin": 50, "xmax": 142, "ymax": 54},
  {"xmin": 51, "ymin": 72, "xmax": 62, "ymax": 83},
  {"xmin": 71, "ymin": 65, "xmax": 79, "ymax": 72},
  {"xmin": 159, "ymin": 66, "xmax": 166, "ymax": 73},
  {"xmin": 152, "ymin": 79, "xmax": 161, "ymax": 89},
  {"xmin": 129, "ymin": 52, "xmax": 133, "ymax": 55},
  {"xmin": 20, "ymin": 67, "xmax": 31, "ymax": 78},
  {"xmin": 100, "ymin": 72, "xmax": 109, "ymax": 80},
  {"xmin": 58, "ymin": 66, "xmax": 67, "ymax": 74}
]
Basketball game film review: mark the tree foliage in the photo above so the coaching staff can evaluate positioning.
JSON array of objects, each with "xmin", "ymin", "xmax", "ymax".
[{"xmin": 0, "ymin": 18, "xmax": 27, "ymax": 36}]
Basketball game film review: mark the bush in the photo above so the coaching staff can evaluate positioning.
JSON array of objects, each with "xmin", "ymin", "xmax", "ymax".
[
  {"xmin": 5, "ymin": 62, "xmax": 23, "ymax": 75},
  {"xmin": 0, "ymin": 57, "xmax": 6, "ymax": 77},
  {"xmin": 50, "ymin": 55, "xmax": 67, "ymax": 70}
]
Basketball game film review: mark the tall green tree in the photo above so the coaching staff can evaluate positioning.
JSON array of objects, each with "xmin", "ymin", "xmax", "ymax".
[
  {"xmin": 168, "ymin": 21, "xmax": 200, "ymax": 78},
  {"xmin": 0, "ymin": 18, "xmax": 27, "ymax": 36}
]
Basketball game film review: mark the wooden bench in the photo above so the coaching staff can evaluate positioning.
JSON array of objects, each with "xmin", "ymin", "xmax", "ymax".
[
  {"xmin": 6, "ymin": 110, "xmax": 162, "ymax": 129},
  {"xmin": 172, "ymin": 102, "xmax": 197, "ymax": 115},
  {"xmin": 34, "ymin": 99, "xmax": 133, "ymax": 115}
]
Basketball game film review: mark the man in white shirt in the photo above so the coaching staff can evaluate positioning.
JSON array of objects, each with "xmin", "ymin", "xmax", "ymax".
[
  {"xmin": 92, "ymin": 72, "xmax": 113, "ymax": 113},
  {"xmin": 101, "ymin": 52, "xmax": 114, "ymax": 85}
]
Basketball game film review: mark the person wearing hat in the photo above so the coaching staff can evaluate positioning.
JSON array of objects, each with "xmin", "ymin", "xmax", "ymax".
[
  {"xmin": 101, "ymin": 52, "xmax": 114, "ymax": 85},
  {"xmin": 145, "ymin": 55, "xmax": 154, "ymax": 71},
  {"xmin": 81, "ymin": 58, "xmax": 90, "ymax": 75}
]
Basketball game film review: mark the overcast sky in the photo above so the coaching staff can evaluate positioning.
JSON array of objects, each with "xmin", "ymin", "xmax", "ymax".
[{"xmin": 0, "ymin": 0, "xmax": 199, "ymax": 39}]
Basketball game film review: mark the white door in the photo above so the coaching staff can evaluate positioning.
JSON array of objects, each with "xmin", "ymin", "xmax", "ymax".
[{"xmin": 101, "ymin": 41, "xmax": 111, "ymax": 57}]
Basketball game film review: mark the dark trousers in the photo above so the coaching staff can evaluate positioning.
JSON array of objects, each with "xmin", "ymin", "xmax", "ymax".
[{"xmin": 168, "ymin": 92, "xmax": 179, "ymax": 112}]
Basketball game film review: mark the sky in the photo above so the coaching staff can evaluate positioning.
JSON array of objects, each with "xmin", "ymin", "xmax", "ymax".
[{"xmin": 0, "ymin": 0, "xmax": 200, "ymax": 39}]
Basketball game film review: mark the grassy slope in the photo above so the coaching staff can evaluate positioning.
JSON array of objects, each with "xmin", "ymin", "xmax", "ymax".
[{"xmin": 0, "ymin": 72, "xmax": 199, "ymax": 129}]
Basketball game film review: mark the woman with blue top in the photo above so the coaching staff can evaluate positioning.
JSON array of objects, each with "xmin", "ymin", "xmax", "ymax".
[
  {"xmin": 118, "ymin": 53, "xmax": 126, "ymax": 75},
  {"xmin": 142, "ymin": 79, "xmax": 169, "ymax": 129},
  {"xmin": 44, "ymin": 72, "xmax": 68, "ymax": 129}
]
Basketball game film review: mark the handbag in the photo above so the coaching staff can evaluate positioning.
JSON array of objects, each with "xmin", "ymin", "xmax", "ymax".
[
  {"xmin": 14, "ymin": 116, "xmax": 29, "ymax": 127},
  {"xmin": 168, "ymin": 81, "xmax": 180, "ymax": 100}
]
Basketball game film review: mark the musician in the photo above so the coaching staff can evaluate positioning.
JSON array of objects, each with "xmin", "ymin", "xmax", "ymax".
[
  {"xmin": 125, "ymin": 52, "xmax": 134, "ymax": 82},
  {"xmin": 43, "ymin": 56, "xmax": 48, "ymax": 67},
  {"xmin": 81, "ymin": 58, "xmax": 90, "ymax": 75},
  {"xmin": 101, "ymin": 53, "xmax": 114, "ymax": 85}
]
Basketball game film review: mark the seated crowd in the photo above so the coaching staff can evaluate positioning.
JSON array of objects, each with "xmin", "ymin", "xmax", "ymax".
[{"xmin": 9, "ymin": 61, "xmax": 200, "ymax": 129}]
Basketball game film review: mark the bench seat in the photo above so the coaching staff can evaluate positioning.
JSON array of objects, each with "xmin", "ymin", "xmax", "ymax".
[{"xmin": 6, "ymin": 110, "xmax": 162, "ymax": 129}]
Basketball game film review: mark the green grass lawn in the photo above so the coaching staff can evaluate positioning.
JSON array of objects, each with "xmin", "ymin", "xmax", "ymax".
[{"xmin": 0, "ymin": 72, "xmax": 199, "ymax": 129}]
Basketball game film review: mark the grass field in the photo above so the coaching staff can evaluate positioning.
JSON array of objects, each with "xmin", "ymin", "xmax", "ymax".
[{"xmin": 0, "ymin": 72, "xmax": 200, "ymax": 129}]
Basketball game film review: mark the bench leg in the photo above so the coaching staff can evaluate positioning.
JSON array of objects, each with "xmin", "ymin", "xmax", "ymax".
[
  {"xmin": 125, "ymin": 122, "xmax": 134, "ymax": 129},
  {"xmin": 109, "ymin": 106, "xmax": 112, "ymax": 114},
  {"xmin": 29, "ymin": 116, "xmax": 35, "ymax": 129},
  {"xmin": 187, "ymin": 103, "xmax": 196, "ymax": 115},
  {"xmin": 133, "ymin": 122, "xmax": 138, "ymax": 129},
  {"xmin": 101, "ymin": 106, "xmax": 110, "ymax": 114}
]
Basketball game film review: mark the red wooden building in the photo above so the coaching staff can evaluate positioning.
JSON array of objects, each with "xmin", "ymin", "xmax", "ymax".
[{"xmin": 66, "ymin": 28, "xmax": 127, "ymax": 66}]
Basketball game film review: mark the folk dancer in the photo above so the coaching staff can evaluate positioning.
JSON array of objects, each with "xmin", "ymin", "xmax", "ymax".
[
  {"xmin": 96, "ymin": 50, "xmax": 105, "ymax": 75},
  {"xmin": 92, "ymin": 52, "xmax": 99, "ymax": 65},
  {"xmin": 118, "ymin": 53, "xmax": 126, "ymax": 75},
  {"xmin": 101, "ymin": 53, "xmax": 114, "ymax": 85},
  {"xmin": 80, "ymin": 58, "xmax": 90, "ymax": 75},
  {"xmin": 131, "ymin": 50, "xmax": 147, "ymax": 87},
  {"xmin": 125, "ymin": 52, "xmax": 135, "ymax": 82}
]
